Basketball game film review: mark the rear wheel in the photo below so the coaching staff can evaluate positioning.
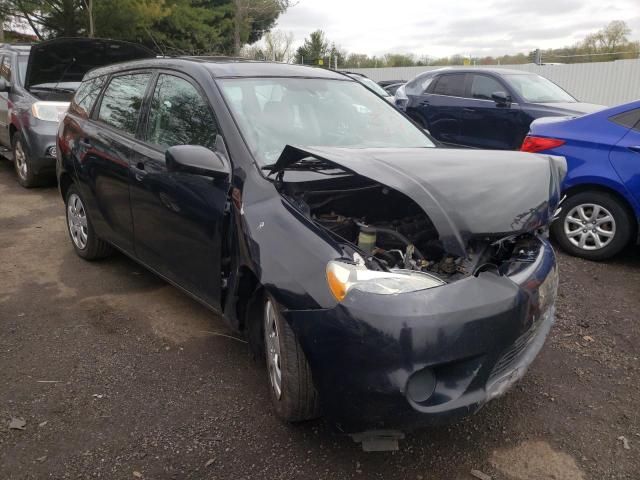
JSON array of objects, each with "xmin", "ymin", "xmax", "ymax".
[
  {"xmin": 552, "ymin": 191, "xmax": 633, "ymax": 260},
  {"xmin": 263, "ymin": 294, "xmax": 319, "ymax": 422},
  {"xmin": 13, "ymin": 133, "xmax": 40, "ymax": 188},
  {"xmin": 65, "ymin": 184, "xmax": 113, "ymax": 260}
]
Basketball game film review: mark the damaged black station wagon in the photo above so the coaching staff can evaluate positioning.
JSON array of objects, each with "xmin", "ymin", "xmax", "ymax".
[{"xmin": 57, "ymin": 59, "xmax": 565, "ymax": 450}]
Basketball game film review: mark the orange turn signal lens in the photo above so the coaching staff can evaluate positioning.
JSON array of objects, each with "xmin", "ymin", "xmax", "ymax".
[{"xmin": 326, "ymin": 266, "xmax": 348, "ymax": 302}]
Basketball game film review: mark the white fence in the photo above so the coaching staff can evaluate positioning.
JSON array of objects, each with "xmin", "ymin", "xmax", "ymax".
[{"xmin": 341, "ymin": 59, "xmax": 640, "ymax": 106}]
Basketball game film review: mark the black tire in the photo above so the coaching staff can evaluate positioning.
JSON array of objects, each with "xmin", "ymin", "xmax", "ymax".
[
  {"xmin": 552, "ymin": 191, "xmax": 633, "ymax": 261},
  {"xmin": 263, "ymin": 294, "xmax": 320, "ymax": 422},
  {"xmin": 12, "ymin": 132, "xmax": 41, "ymax": 188},
  {"xmin": 64, "ymin": 184, "xmax": 113, "ymax": 260}
]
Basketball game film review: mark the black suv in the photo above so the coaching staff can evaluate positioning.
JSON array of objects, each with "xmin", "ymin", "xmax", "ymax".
[
  {"xmin": 0, "ymin": 38, "xmax": 153, "ymax": 187},
  {"xmin": 57, "ymin": 58, "xmax": 564, "ymax": 446}
]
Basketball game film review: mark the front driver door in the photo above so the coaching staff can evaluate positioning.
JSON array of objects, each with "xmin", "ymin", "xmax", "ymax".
[
  {"xmin": 0, "ymin": 56, "xmax": 10, "ymax": 147},
  {"xmin": 460, "ymin": 74, "xmax": 522, "ymax": 149},
  {"xmin": 130, "ymin": 72, "xmax": 230, "ymax": 308}
]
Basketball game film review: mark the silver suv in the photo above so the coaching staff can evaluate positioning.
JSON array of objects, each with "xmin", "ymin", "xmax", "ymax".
[{"xmin": 0, "ymin": 38, "xmax": 153, "ymax": 187}]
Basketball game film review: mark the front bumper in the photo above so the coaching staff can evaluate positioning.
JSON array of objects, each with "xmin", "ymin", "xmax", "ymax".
[
  {"xmin": 286, "ymin": 238, "xmax": 557, "ymax": 433},
  {"xmin": 20, "ymin": 119, "xmax": 58, "ymax": 175}
]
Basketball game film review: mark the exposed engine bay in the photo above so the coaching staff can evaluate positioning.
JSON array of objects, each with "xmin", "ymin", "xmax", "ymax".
[{"xmin": 282, "ymin": 179, "xmax": 539, "ymax": 281}]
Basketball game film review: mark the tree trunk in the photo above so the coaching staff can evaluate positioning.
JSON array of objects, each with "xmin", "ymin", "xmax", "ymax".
[
  {"xmin": 233, "ymin": 0, "xmax": 242, "ymax": 56},
  {"xmin": 87, "ymin": 0, "xmax": 94, "ymax": 37}
]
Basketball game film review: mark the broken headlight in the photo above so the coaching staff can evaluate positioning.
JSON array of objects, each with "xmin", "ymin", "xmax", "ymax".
[{"xmin": 326, "ymin": 260, "xmax": 445, "ymax": 302}]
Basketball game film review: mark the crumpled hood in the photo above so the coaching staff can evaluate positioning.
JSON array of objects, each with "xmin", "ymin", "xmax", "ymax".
[
  {"xmin": 272, "ymin": 146, "xmax": 567, "ymax": 257},
  {"xmin": 24, "ymin": 37, "xmax": 155, "ymax": 90}
]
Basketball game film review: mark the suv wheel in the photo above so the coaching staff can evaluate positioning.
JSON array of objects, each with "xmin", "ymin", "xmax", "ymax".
[
  {"xmin": 65, "ymin": 184, "xmax": 113, "ymax": 260},
  {"xmin": 552, "ymin": 191, "xmax": 633, "ymax": 260},
  {"xmin": 13, "ymin": 133, "xmax": 39, "ymax": 188},
  {"xmin": 263, "ymin": 294, "xmax": 319, "ymax": 422}
]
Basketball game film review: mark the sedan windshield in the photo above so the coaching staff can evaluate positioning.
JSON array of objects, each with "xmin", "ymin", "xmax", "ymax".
[
  {"xmin": 504, "ymin": 74, "xmax": 576, "ymax": 103},
  {"xmin": 218, "ymin": 77, "xmax": 434, "ymax": 166}
]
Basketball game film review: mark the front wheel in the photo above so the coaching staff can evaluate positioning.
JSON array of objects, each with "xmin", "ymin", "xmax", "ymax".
[
  {"xmin": 263, "ymin": 295, "xmax": 319, "ymax": 422},
  {"xmin": 13, "ymin": 133, "xmax": 40, "ymax": 188},
  {"xmin": 552, "ymin": 191, "xmax": 633, "ymax": 260}
]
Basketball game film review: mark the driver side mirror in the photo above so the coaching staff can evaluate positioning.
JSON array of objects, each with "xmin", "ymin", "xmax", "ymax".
[
  {"xmin": 0, "ymin": 78, "xmax": 10, "ymax": 93},
  {"xmin": 491, "ymin": 91, "xmax": 511, "ymax": 106},
  {"xmin": 165, "ymin": 144, "xmax": 230, "ymax": 179}
]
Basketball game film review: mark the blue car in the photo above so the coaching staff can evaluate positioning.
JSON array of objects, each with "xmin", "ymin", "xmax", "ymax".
[
  {"xmin": 396, "ymin": 68, "xmax": 603, "ymax": 150},
  {"xmin": 522, "ymin": 101, "xmax": 640, "ymax": 260}
]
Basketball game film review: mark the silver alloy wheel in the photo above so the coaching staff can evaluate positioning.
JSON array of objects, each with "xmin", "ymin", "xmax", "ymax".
[
  {"xmin": 14, "ymin": 140, "xmax": 28, "ymax": 180},
  {"xmin": 564, "ymin": 203, "xmax": 616, "ymax": 251},
  {"xmin": 67, "ymin": 193, "xmax": 89, "ymax": 250},
  {"xmin": 264, "ymin": 299, "xmax": 283, "ymax": 399}
]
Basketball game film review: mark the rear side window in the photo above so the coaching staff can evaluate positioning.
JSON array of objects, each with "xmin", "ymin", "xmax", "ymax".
[
  {"xmin": 469, "ymin": 74, "xmax": 505, "ymax": 100},
  {"xmin": 145, "ymin": 74, "xmax": 217, "ymax": 149},
  {"xmin": 431, "ymin": 74, "xmax": 466, "ymax": 97},
  {"xmin": 610, "ymin": 108, "xmax": 640, "ymax": 132},
  {"xmin": 97, "ymin": 73, "xmax": 152, "ymax": 136},
  {"xmin": 406, "ymin": 75, "xmax": 434, "ymax": 95},
  {"xmin": 70, "ymin": 76, "xmax": 107, "ymax": 118}
]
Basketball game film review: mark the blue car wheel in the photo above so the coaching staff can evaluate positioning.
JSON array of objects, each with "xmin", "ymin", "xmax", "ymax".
[{"xmin": 552, "ymin": 191, "xmax": 633, "ymax": 260}]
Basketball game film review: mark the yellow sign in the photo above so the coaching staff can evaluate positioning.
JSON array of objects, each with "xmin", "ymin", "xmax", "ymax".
[
  {"xmin": 463, "ymin": 58, "xmax": 470, "ymax": 66},
  {"xmin": 318, "ymin": 59, "xmax": 324, "ymax": 65}
]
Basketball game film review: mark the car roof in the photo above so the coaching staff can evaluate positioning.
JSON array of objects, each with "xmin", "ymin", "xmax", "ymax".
[
  {"xmin": 420, "ymin": 67, "xmax": 531, "ymax": 77},
  {"xmin": 87, "ymin": 57, "xmax": 352, "ymax": 81}
]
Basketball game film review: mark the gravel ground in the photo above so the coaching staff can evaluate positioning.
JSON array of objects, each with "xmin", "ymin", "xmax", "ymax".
[{"xmin": 0, "ymin": 160, "xmax": 638, "ymax": 480}]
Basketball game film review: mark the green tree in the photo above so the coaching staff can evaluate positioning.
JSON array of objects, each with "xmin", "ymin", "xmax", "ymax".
[{"xmin": 296, "ymin": 29, "xmax": 328, "ymax": 65}]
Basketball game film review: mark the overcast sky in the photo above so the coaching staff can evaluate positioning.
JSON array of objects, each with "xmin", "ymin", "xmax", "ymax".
[{"xmin": 276, "ymin": 0, "xmax": 640, "ymax": 58}]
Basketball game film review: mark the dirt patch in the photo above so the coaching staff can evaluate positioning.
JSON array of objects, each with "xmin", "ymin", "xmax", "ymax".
[{"xmin": 491, "ymin": 440, "xmax": 585, "ymax": 480}]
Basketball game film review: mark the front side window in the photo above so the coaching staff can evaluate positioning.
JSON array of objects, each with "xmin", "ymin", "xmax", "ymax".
[
  {"xmin": 218, "ymin": 77, "xmax": 434, "ymax": 166},
  {"xmin": 504, "ymin": 74, "xmax": 575, "ymax": 103},
  {"xmin": 146, "ymin": 74, "xmax": 217, "ymax": 149},
  {"xmin": 97, "ymin": 73, "xmax": 151, "ymax": 136},
  {"xmin": 431, "ymin": 74, "xmax": 466, "ymax": 97},
  {"xmin": 610, "ymin": 108, "xmax": 640, "ymax": 132},
  {"xmin": 469, "ymin": 74, "xmax": 505, "ymax": 100},
  {"xmin": 70, "ymin": 76, "xmax": 107, "ymax": 118}
]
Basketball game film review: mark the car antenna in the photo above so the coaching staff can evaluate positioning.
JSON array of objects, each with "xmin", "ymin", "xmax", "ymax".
[{"xmin": 144, "ymin": 26, "xmax": 165, "ymax": 57}]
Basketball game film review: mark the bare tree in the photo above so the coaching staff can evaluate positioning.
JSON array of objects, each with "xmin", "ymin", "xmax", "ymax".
[{"xmin": 233, "ymin": 0, "xmax": 295, "ymax": 56}]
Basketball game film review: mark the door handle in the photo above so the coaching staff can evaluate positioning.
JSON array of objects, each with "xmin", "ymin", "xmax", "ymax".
[
  {"xmin": 628, "ymin": 146, "xmax": 640, "ymax": 154},
  {"xmin": 133, "ymin": 161, "xmax": 147, "ymax": 181},
  {"xmin": 463, "ymin": 107, "xmax": 475, "ymax": 112}
]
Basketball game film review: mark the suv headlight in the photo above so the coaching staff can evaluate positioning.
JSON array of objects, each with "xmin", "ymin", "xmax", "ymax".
[
  {"xmin": 326, "ymin": 261, "xmax": 445, "ymax": 302},
  {"xmin": 31, "ymin": 101, "xmax": 70, "ymax": 122}
]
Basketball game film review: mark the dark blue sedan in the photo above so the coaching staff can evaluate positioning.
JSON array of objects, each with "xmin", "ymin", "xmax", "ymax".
[
  {"xmin": 522, "ymin": 100, "xmax": 640, "ymax": 260},
  {"xmin": 396, "ymin": 68, "xmax": 603, "ymax": 149}
]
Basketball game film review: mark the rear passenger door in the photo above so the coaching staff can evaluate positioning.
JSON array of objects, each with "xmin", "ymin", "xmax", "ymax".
[
  {"xmin": 459, "ymin": 73, "xmax": 522, "ymax": 149},
  {"xmin": 83, "ymin": 71, "xmax": 153, "ymax": 253},
  {"xmin": 129, "ymin": 72, "xmax": 230, "ymax": 308},
  {"xmin": 609, "ymin": 108, "xmax": 640, "ymax": 208},
  {"xmin": 421, "ymin": 73, "xmax": 466, "ymax": 145}
]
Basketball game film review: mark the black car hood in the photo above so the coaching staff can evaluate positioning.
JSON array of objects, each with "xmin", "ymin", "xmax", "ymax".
[
  {"xmin": 24, "ymin": 37, "xmax": 155, "ymax": 90},
  {"xmin": 272, "ymin": 146, "xmax": 567, "ymax": 257}
]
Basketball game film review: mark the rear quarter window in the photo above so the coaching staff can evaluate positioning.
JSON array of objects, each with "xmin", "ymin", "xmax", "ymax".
[
  {"xmin": 610, "ymin": 108, "xmax": 640, "ymax": 131},
  {"xmin": 69, "ymin": 76, "xmax": 107, "ymax": 118}
]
